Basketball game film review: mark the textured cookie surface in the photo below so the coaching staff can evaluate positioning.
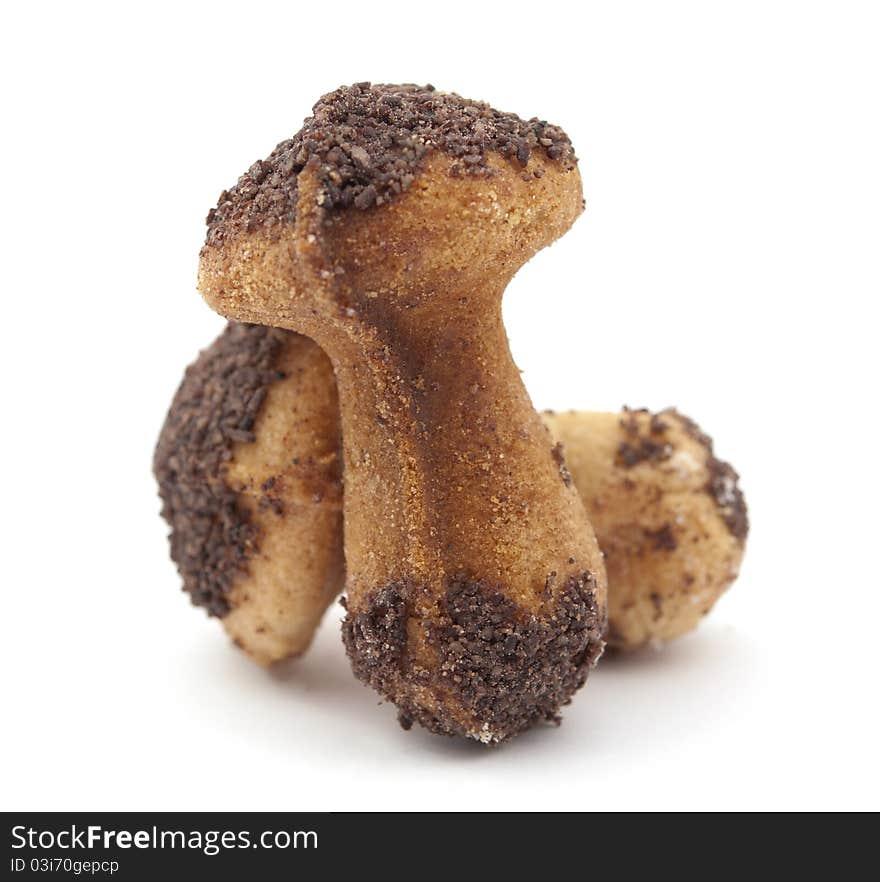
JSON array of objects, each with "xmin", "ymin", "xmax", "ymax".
[
  {"xmin": 544, "ymin": 408, "xmax": 748, "ymax": 650},
  {"xmin": 154, "ymin": 324, "xmax": 343, "ymax": 664},
  {"xmin": 157, "ymin": 325, "xmax": 749, "ymax": 665},
  {"xmin": 342, "ymin": 573, "xmax": 604, "ymax": 740},
  {"xmin": 154, "ymin": 324, "xmax": 290, "ymax": 616},
  {"xmin": 205, "ymin": 82, "xmax": 576, "ymax": 247}
]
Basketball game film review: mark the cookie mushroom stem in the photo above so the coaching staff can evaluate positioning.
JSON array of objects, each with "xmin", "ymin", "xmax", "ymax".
[{"xmin": 198, "ymin": 84, "xmax": 607, "ymax": 742}]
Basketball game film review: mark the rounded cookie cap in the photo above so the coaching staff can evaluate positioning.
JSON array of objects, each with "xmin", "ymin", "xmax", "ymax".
[{"xmin": 205, "ymin": 82, "xmax": 577, "ymax": 247}]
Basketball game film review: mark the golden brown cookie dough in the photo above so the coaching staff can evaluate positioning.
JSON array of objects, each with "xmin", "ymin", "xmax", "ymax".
[
  {"xmin": 197, "ymin": 83, "xmax": 607, "ymax": 743},
  {"xmin": 543, "ymin": 408, "xmax": 748, "ymax": 650},
  {"xmin": 156, "ymin": 326, "xmax": 747, "ymax": 671},
  {"xmin": 153, "ymin": 324, "xmax": 343, "ymax": 665}
]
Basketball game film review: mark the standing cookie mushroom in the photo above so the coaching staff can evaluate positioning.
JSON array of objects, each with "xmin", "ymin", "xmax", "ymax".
[{"xmin": 198, "ymin": 84, "xmax": 607, "ymax": 742}]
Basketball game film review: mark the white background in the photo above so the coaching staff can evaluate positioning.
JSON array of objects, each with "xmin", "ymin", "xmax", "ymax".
[{"xmin": 2, "ymin": 1, "xmax": 878, "ymax": 811}]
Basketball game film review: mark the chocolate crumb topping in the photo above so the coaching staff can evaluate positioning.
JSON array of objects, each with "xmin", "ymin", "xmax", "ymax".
[
  {"xmin": 551, "ymin": 442, "xmax": 574, "ymax": 487},
  {"xmin": 204, "ymin": 83, "xmax": 577, "ymax": 247},
  {"xmin": 342, "ymin": 573, "xmax": 605, "ymax": 743},
  {"xmin": 646, "ymin": 524, "xmax": 678, "ymax": 551},
  {"xmin": 617, "ymin": 439, "xmax": 671, "ymax": 468},
  {"xmin": 673, "ymin": 411, "xmax": 750, "ymax": 542},
  {"xmin": 340, "ymin": 583, "xmax": 409, "ymax": 671},
  {"xmin": 617, "ymin": 406, "xmax": 674, "ymax": 467},
  {"xmin": 153, "ymin": 323, "xmax": 288, "ymax": 616},
  {"xmin": 705, "ymin": 456, "xmax": 749, "ymax": 541},
  {"xmin": 650, "ymin": 592, "xmax": 664, "ymax": 619},
  {"xmin": 649, "ymin": 411, "xmax": 670, "ymax": 434}
]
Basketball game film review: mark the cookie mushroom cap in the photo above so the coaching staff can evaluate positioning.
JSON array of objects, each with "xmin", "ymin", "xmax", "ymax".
[
  {"xmin": 199, "ymin": 84, "xmax": 584, "ymax": 339},
  {"xmin": 202, "ymin": 83, "xmax": 578, "ymax": 247},
  {"xmin": 198, "ymin": 84, "xmax": 606, "ymax": 743},
  {"xmin": 543, "ymin": 407, "xmax": 748, "ymax": 650},
  {"xmin": 153, "ymin": 324, "xmax": 343, "ymax": 665}
]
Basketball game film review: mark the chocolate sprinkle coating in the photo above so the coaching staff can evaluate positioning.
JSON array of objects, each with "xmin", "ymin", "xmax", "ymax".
[
  {"xmin": 551, "ymin": 442, "xmax": 574, "ymax": 487},
  {"xmin": 204, "ymin": 82, "xmax": 577, "ymax": 247},
  {"xmin": 705, "ymin": 453, "xmax": 749, "ymax": 541},
  {"xmin": 646, "ymin": 524, "xmax": 678, "ymax": 551},
  {"xmin": 616, "ymin": 407, "xmax": 674, "ymax": 468},
  {"xmin": 153, "ymin": 323, "xmax": 288, "ymax": 616},
  {"xmin": 342, "ymin": 574, "xmax": 605, "ymax": 743},
  {"xmin": 672, "ymin": 411, "xmax": 750, "ymax": 542}
]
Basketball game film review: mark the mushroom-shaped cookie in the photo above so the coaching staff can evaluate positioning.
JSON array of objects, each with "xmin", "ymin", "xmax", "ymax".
[
  {"xmin": 156, "ymin": 328, "xmax": 748, "ymax": 663},
  {"xmin": 153, "ymin": 323, "xmax": 343, "ymax": 665},
  {"xmin": 544, "ymin": 408, "xmax": 748, "ymax": 650},
  {"xmin": 198, "ymin": 84, "xmax": 607, "ymax": 742}
]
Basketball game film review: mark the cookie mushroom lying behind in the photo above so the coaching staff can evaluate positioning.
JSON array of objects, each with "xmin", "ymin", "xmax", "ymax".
[
  {"xmin": 543, "ymin": 408, "xmax": 748, "ymax": 650},
  {"xmin": 197, "ymin": 83, "xmax": 607, "ymax": 743},
  {"xmin": 156, "ymin": 325, "xmax": 748, "ymax": 664},
  {"xmin": 153, "ymin": 324, "xmax": 343, "ymax": 665}
]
